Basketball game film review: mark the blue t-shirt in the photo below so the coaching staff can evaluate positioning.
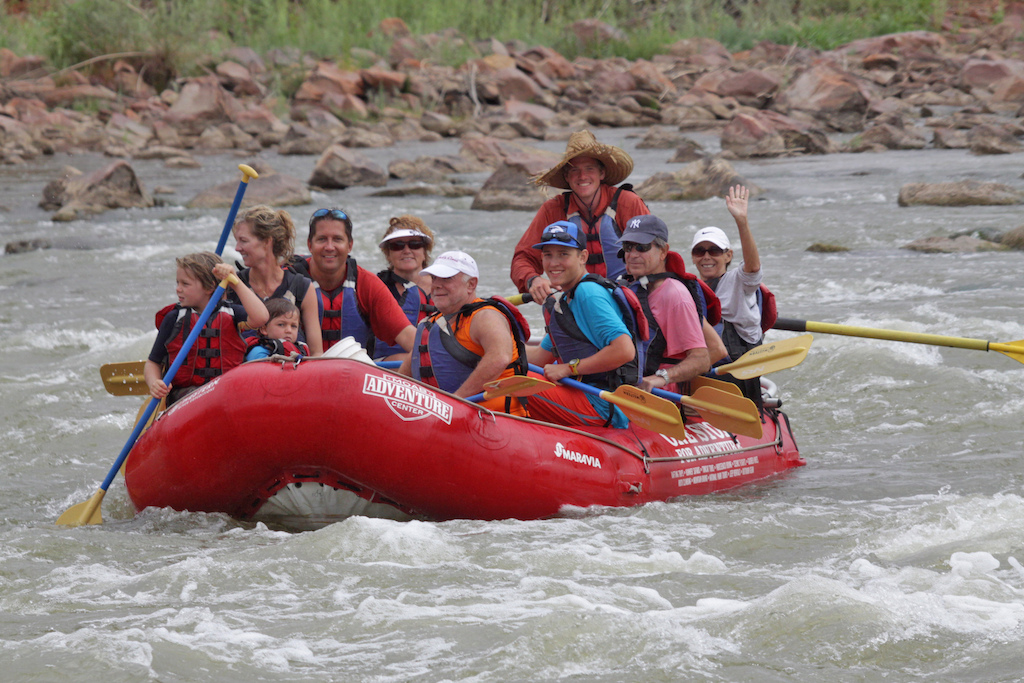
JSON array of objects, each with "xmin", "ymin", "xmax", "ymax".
[
  {"xmin": 244, "ymin": 344, "xmax": 272, "ymax": 362},
  {"xmin": 541, "ymin": 281, "xmax": 631, "ymax": 428}
]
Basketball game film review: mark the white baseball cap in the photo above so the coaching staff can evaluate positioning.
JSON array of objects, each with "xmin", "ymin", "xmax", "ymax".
[
  {"xmin": 421, "ymin": 250, "xmax": 479, "ymax": 279},
  {"xmin": 691, "ymin": 226, "xmax": 731, "ymax": 251}
]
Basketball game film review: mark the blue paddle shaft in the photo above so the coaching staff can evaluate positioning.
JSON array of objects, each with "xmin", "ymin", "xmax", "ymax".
[
  {"xmin": 99, "ymin": 284, "xmax": 228, "ymax": 492},
  {"xmin": 215, "ymin": 177, "xmax": 253, "ymax": 256}
]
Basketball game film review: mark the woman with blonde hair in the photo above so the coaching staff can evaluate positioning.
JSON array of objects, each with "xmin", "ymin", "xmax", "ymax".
[
  {"xmin": 374, "ymin": 215, "xmax": 436, "ymax": 359},
  {"xmin": 231, "ymin": 205, "xmax": 323, "ymax": 356}
]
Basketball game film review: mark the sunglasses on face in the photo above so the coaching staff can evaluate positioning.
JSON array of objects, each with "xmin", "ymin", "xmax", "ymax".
[
  {"xmin": 309, "ymin": 208, "xmax": 348, "ymax": 228},
  {"xmin": 386, "ymin": 240, "xmax": 427, "ymax": 252},
  {"xmin": 691, "ymin": 245, "xmax": 725, "ymax": 257},
  {"xmin": 622, "ymin": 242, "xmax": 654, "ymax": 253}
]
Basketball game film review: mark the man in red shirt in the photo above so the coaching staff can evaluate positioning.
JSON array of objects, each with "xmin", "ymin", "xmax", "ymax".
[
  {"xmin": 511, "ymin": 130, "xmax": 649, "ymax": 303},
  {"xmin": 291, "ymin": 208, "xmax": 415, "ymax": 356}
]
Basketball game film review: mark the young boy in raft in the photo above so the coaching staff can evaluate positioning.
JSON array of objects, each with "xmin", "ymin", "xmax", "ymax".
[
  {"xmin": 244, "ymin": 298, "xmax": 310, "ymax": 361},
  {"xmin": 145, "ymin": 252, "xmax": 269, "ymax": 404}
]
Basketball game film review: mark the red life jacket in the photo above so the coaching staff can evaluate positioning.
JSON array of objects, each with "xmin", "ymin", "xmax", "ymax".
[{"xmin": 156, "ymin": 303, "xmax": 246, "ymax": 389}]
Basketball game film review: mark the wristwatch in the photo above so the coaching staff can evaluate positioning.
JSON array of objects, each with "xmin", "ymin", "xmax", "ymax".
[
  {"xmin": 568, "ymin": 358, "xmax": 582, "ymax": 376},
  {"xmin": 655, "ymin": 368, "xmax": 670, "ymax": 383}
]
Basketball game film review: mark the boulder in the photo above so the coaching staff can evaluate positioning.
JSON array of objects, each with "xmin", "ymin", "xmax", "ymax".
[
  {"xmin": 846, "ymin": 122, "xmax": 928, "ymax": 152},
  {"xmin": 188, "ymin": 163, "xmax": 311, "ymax": 208},
  {"xmin": 636, "ymin": 126, "xmax": 689, "ymax": 149},
  {"xmin": 48, "ymin": 160, "xmax": 154, "ymax": 221},
  {"xmin": 388, "ymin": 155, "xmax": 486, "ymax": 181},
  {"xmin": 634, "ymin": 157, "xmax": 760, "ymax": 201},
  {"xmin": 721, "ymin": 110, "xmax": 836, "ymax": 158},
  {"xmin": 278, "ymin": 123, "xmax": 331, "ymax": 155},
  {"xmin": 897, "ymin": 181, "xmax": 1024, "ymax": 207},
  {"xmin": 335, "ymin": 127, "xmax": 395, "ymax": 148},
  {"xmin": 901, "ymin": 235, "xmax": 1006, "ymax": 253},
  {"xmin": 668, "ymin": 138, "xmax": 707, "ymax": 163},
  {"xmin": 470, "ymin": 163, "xmax": 547, "ymax": 211},
  {"xmin": 309, "ymin": 144, "xmax": 388, "ymax": 188},
  {"xmin": 216, "ymin": 61, "xmax": 264, "ymax": 97},
  {"xmin": 931, "ymin": 127, "xmax": 969, "ymax": 149},
  {"xmin": 776, "ymin": 64, "xmax": 870, "ymax": 132},
  {"xmin": 163, "ymin": 76, "xmax": 238, "ymax": 136},
  {"xmin": 1001, "ymin": 225, "xmax": 1024, "ymax": 249},
  {"xmin": 693, "ymin": 69, "xmax": 780, "ymax": 108},
  {"xmin": 967, "ymin": 123, "xmax": 1023, "ymax": 154},
  {"xmin": 459, "ymin": 136, "xmax": 558, "ymax": 172}
]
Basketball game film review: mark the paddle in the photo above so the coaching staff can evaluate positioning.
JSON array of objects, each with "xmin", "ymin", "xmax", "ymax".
[
  {"xmin": 469, "ymin": 375, "xmax": 556, "ymax": 402},
  {"xmin": 214, "ymin": 164, "xmax": 259, "ymax": 256},
  {"xmin": 774, "ymin": 318, "xmax": 1024, "ymax": 366},
  {"xmin": 507, "ymin": 293, "xmax": 532, "ymax": 306},
  {"xmin": 101, "ymin": 361, "xmax": 148, "ymax": 395},
  {"xmin": 651, "ymin": 386, "xmax": 763, "ymax": 438},
  {"xmin": 711, "ymin": 334, "xmax": 813, "ymax": 380},
  {"xmin": 527, "ymin": 363, "xmax": 688, "ymax": 439},
  {"xmin": 57, "ymin": 276, "xmax": 238, "ymax": 527}
]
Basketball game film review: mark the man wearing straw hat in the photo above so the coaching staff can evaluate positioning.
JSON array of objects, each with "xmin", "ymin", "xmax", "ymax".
[{"xmin": 511, "ymin": 130, "xmax": 650, "ymax": 304}]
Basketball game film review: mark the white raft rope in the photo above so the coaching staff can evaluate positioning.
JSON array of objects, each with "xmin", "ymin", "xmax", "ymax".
[{"xmin": 320, "ymin": 336, "xmax": 375, "ymax": 365}]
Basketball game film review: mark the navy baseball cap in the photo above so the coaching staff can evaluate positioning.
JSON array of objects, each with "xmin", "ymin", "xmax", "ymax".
[
  {"xmin": 617, "ymin": 214, "xmax": 668, "ymax": 247},
  {"xmin": 532, "ymin": 220, "xmax": 586, "ymax": 250}
]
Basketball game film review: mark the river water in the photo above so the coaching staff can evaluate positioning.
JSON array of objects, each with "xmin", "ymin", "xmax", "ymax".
[{"xmin": 1, "ymin": 128, "xmax": 1022, "ymax": 681}]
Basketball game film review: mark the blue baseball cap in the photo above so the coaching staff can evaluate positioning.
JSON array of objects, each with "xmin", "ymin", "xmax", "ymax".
[
  {"xmin": 617, "ymin": 214, "xmax": 668, "ymax": 247},
  {"xmin": 532, "ymin": 220, "xmax": 586, "ymax": 250}
]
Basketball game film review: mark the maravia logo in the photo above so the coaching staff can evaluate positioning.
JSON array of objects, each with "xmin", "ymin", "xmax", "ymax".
[
  {"xmin": 363, "ymin": 375, "xmax": 453, "ymax": 424},
  {"xmin": 554, "ymin": 442, "xmax": 601, "ymax": 469}
]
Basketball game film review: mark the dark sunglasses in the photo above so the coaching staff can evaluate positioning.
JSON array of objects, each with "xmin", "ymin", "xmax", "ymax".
[
  {"xmin": 622, "ymin": 242, "xmax": 654, "ymax": 253},
  {"xmin": 691, "ymin": 245, "xmax": 725, "ymax": 257},
  {"xmin": 386, "ymin": 240, "xmax": 427, "ymax": 252},
  {"xmin": 309, "ymin": 208, "xmax": 348, "ymax": 227}
]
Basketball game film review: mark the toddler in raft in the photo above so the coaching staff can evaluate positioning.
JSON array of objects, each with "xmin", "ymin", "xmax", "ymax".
[
  {"xmin": 244, "ymin": 298, "xmax": 310, "ymax": 361},
  {"xmin": 145, "ymin": 252, "xmax": 268, "ymax": 405}
]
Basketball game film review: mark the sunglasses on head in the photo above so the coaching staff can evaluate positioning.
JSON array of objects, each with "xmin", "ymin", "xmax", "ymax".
[
  {"xmin": 386, "ymin": 240, "xmax": 427, "ymax": 252},
  {"xmin": 309, "ymin": 208, "xmax": 348, "ymax": 227},
  {"xmin": 622, "ymin": 242, "xmax": 654, "ymax": 253},
  {"xmin": 691, "ymin": 245, "xmax": 725, "ymax": 257},
  {"xmin": 542, "ymin": 229, "xmax": 578, "ymax": 245}
]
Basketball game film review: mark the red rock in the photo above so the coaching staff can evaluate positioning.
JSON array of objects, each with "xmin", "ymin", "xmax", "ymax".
[
  {"xmin": 991, "ymin": 73, "xmax": 1024, "ymax": 101},
  {"xmin": 361, "ymin": 67, "xmax": 407, "ymax": 94},
  {"xmin": 41, "ymin": 84, "xmax": 118, "ymax": 109},
  {"xmin": 629, "ymin": 60, "xmax": 676, "ymax": 95},
  {"xmin": 322, "ymin": 91, "xmax": 368, "ymax": 118},
  {"xmin": 862, "ymin": 53, "xmax": 900, "ymax": 70},
  {"xmin": 295, "ymin": 62, "xmax": 364, "ymax": 102},
  {"xmin": 960, "ymin": 58, "xmax": 1024, "ymax": 89},
  {"xmin": 163, "ymin": 76, "xmax": 237, "ymax": 136},
  {"xmin": 492, "ymin": 67, "xmax": 545, "ymax": 102},
  {"xmin": 216, "ymin": 61, "xmax": 264, "ymax": 97},
  {"xmin": 667, "ymin": 38, "xmax": 732, "ymax": 67},
  {"xmin": 516, "ymin": 46, "xmax": 576, "ymax": 80},
  {"xmin": 776, "ymin": 64, "xmax": 869, "ymax": 131}
]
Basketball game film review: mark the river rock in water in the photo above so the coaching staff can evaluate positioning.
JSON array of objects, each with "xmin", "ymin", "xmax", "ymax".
[
  {"xmin": 471, "ymin": 163, "xmax": 547, "ymax": 212},
  {"xmin": 188, "ymin": 163, "xmax": 311, "ymax": 209},
  {"xmin": 634, "ymin": 157, "xmax": 760, "ymax": 201},
  {"xmin": 309, "ymin": 144, "xmax": 388, "ymax": 189},
  {"xmin": 901, "ymin": 235, "xmax": 1007, "ymax": 252},
  {"xmin": 46, "ymin": 160, "xmax": 154, "ymax": 221},
  {"xmin": 897, "ymin": 180, "xmax": 1024, "ymax": 206}
]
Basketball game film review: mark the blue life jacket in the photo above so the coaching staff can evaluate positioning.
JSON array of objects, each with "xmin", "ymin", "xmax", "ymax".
[
  {"xmin": 542, "ymin": 274, "xmax": 647, "ymax": 390},
  {"xmin": 563, "ymin": 184, "xmax": 635, "ymax": 282}
]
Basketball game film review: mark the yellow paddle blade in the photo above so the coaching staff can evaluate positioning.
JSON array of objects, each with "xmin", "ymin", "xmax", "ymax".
[
  {"xmin": 482, "ymin": 375, "xmax": 556, "ymax": 399},
  {"xmin": 55, "ymin": 489, "xmax": 104, "ymax": 527},
  {"xmin": 680, "ymin": 387, "xmax": 762, "ymax": 439},
  {"xmin": 992, "ymin": 339, "xmax": 1024, "ymax": 365},
  {"xmin": 100, "ymin": 361, "xmax": 148, "ymax": 396},
  {"xmin": 690, "ymin": 375, "xmax": 743, "ymax": 396},
  {"xmin": 715, "ymin": 334, "xmax": 813, "ymax": 380},
  {"xmin": 607, "ymin": 385, "xmax": 689, "ymax": 440}
]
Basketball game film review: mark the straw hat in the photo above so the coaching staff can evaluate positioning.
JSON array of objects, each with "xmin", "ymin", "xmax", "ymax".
[{"xmin": 533, "ymin": 130, "xmax": 634, "ymax": 190}]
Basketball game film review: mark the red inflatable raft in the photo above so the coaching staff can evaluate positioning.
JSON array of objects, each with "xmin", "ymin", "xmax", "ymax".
[{"xmin": 125, "ymin": 358, "xmax": 804, "ymax": 528}]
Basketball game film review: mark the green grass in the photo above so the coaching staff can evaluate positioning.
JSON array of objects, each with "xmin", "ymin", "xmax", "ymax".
[{"xmin": 0, "ymin": 0, "xmax": 947, "ymax": 92}]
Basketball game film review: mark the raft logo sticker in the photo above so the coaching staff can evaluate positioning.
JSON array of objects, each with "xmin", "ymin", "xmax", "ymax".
[
  {"xmin": 554, "ymin": 442, "xmax": 602, "ymax": 469},
  {"xmin": 363, "ymin": 374, "xmax": 453, "ymax": 425}
]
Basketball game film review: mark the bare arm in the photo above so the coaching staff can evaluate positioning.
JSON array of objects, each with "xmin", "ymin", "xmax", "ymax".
[
  {"xmin": 453, "ymin": 309, "xmax": 514, "ymax": 398},
  {"xmin": 394, "ymin": 324, "xmax": 416, "ymax": 353},
  {"xmin": 542, "ymin": 333, "xmax": 634, "ymax": 382},
  {"xmin": 640, "ymin": 347, "xmax": 710, "ymax": 393},
  {"xmin": 214, "ymin": 263, "xmax": 270, "ymax": 330},
  {"xmin": 301, "ymin": 282, "xmax": 323, "ymax": 356},
  {"xmin": 144, "ymin": 359, "xmax": 170, "ymax": 400},
  {"xmin": 726, "ymin": 185, "xmax": 760, "ymax": 274}
]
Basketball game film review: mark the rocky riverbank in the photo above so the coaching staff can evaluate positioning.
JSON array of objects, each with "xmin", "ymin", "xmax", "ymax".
[{"xmin": 4, "ymin": 12, "xmax": 1024, "ymax": 252}]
